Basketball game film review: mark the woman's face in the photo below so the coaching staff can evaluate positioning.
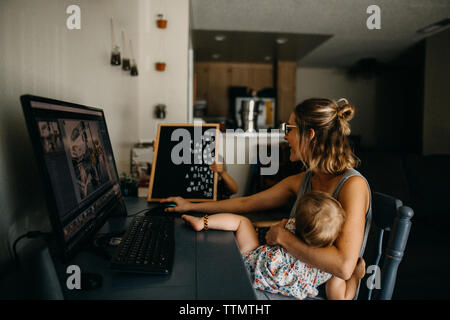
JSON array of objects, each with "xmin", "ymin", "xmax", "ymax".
[{"xmin": 284, "ymin": 113, "xmax": 302, "ymax": 162}]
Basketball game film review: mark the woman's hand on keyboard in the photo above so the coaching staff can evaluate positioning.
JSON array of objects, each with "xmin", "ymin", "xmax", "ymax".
[{"xmin": 160, "ymin": 197, "xmax": 193, "ymax": 212}]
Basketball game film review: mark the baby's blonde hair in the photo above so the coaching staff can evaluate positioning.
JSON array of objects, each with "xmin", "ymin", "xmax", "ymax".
[{"xmin": 295, "ymin": 191, "xmax": 345, "ymax": 248}]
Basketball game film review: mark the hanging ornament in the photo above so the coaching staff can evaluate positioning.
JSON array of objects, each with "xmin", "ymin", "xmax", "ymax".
[
  {"xmin": 157, "ymin": 14, "xmax": 167, "ymax": 29},
  {"xmin": 155, "ymin": 62, "xmax": 166, "ymax": 71},
  {"xmin": 110, "ymin": 17, "xmax": 121, "ymax": 66},
  {"xmin": 121, "ymin": 29, "xmax": 131, "ymax": 71},
  {"xmin": 155, "ymin": 12, "xmax": 166, "ymax": 72},
  {"xmin": 129, "ymin": 39, "xmax": 139, "ymax": 76}
]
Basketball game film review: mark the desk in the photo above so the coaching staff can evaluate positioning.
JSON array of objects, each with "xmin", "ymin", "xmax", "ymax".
[{"xmin": 59, "ymin": 197, "xmax": 256, "ymax": 300}]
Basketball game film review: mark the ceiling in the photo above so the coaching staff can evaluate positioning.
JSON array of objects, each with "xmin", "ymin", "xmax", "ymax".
[
  {"xmin": 192, "ymin": 30, "xmax": 331, "ymax": 63},
  {"xmin": 190, "ymin": 0, "xmax": 450, "ymax": 67}
]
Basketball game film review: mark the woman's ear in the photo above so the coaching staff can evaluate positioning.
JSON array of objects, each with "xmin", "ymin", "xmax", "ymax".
[{"xmin": 309, "ymin": 128, "xmax": 316, "ymax": 141}]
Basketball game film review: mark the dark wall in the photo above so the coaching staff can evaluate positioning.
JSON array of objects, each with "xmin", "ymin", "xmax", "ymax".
[
  {"xmin": 374, "ymin": 41, "xmax": 425, "ymax": 154},
  {"xmin": 0, "ymin": 96, "xmax": 50, "ymax": 274}
]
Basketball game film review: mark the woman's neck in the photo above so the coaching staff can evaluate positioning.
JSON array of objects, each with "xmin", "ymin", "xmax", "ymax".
[
  {"xmin": 310, "ymin": 170, "xmax": 343, "ymax": 194},
  {"xmin": 311, "ymin": 171, "xmax": 337, "ymax": 182}
]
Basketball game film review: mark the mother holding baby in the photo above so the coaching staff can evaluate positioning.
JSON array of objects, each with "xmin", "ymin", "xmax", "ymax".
[{"xmin": 162, "ymin": 98, "xmax": 371, "ymax": 298}]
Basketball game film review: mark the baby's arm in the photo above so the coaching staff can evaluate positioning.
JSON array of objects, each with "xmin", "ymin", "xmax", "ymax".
[
  {"xmin": 182, "ymin": 213, "xmax": 259, "ymax": 254},
  {"xmin": 326, "ymin": 258, "xmax": 366, "ymax": 300}
]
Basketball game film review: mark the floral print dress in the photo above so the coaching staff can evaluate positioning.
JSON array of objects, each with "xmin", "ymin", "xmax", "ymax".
[{"xmin": 243, "ymin": 218, "xmax": 332, "ymax": 299}]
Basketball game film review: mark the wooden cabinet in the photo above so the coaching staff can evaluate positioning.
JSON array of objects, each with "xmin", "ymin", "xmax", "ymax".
[
  {"xmin": 277, "ymin": 61, "xmax": 297, "ymax": 124},
  {"xmin": 194, "ymin": 61, "xmax": 296, "ymax": 123},
  {"xmin": 194, "ymin": 62, "xmax": 273, "ymax": 117}
]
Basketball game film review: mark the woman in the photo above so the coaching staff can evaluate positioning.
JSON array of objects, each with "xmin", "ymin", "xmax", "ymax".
[{"xmin": 162, "ymin": 97, "xmax": 371, "ymax": 284}]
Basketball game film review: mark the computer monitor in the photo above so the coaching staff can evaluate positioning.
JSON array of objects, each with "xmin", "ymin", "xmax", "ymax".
[{"xmin": 20, "ymin": 95, "xmax": 127, "ymax": 261}]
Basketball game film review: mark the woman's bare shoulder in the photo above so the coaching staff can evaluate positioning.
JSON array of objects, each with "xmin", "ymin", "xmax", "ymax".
[
  {"xmin": 338, "ymin": 175, "xmax": 370, "ymax": 214},
  {"xmin": 340, "ymin": 175, "xmax": 369, "ymax": 193}
]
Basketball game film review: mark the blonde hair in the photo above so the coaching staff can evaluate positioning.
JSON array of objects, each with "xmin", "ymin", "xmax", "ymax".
[
  {"xmin": 294, "ymin": 98, "xmax": 359, "ymax": 174},
  {"xmin": 295, "ymin": 191, "xmax": 345, "ymax": 248}
]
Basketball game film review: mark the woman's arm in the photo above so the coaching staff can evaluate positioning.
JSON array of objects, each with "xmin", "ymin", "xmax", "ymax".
[
  {"xmin": 162, "ymin": 172, "xmax": 304, "ymax": 215},
  {"xmin": 266, "ymin": 176, "xmax": 369, "ymax": 280},
  {"xmin": 326, "ymin": 258, "xmax": 366, "ymax": 300}
]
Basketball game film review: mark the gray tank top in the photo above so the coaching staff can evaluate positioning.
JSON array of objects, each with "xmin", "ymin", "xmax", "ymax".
[{"xmin": 289, "ymin": 168, "xmax": 372, "ymax": 257}]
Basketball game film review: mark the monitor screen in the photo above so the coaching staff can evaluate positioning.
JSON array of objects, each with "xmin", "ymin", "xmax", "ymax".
[{"xmin": 21, "ymin": 95, "xmax": 126, "ymax": 260}]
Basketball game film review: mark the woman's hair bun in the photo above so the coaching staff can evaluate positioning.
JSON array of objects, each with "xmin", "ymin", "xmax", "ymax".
[
  {"xmin": 338, "ymin": 103, "xmax": 355, "ymax": 122},
  {"xmin": 335, "ymin": 98, "xmax": 355, "ymax": 122},
  {"xmin": 334, "ymin": 98, "xmax": 355, "ymax": 136}
]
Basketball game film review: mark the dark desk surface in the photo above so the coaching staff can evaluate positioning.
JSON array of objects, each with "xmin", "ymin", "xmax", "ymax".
[{"xmin": 61, "ymin": 197, "xmax": 256, "ymax": 300}]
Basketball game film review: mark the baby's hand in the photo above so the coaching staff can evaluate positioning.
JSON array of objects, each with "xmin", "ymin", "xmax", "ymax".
[{"xmin": 284, "ymin": 218, "xmax": 296, "ymax": 233}]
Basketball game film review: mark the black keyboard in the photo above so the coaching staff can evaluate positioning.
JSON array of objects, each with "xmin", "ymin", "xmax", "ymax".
[{"xmin": 110, "ymin": 213, "xmax": 174, "ymax": 274}]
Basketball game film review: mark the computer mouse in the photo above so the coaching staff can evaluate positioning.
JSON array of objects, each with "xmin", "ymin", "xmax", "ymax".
[
  {"xmin": 158, "ymin": 202, "xmax": 181, "ymax": 217},
  {"xmin": 166, "ymin": 203, "xmax": 177, "ymax": 207},
  {"xmin": 162, "ymin": 202, "xmax": 177, "ymax": 208}
]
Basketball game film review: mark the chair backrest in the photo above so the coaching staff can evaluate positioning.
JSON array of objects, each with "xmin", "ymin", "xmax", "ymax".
[{"xmin": 358, "ymin": 192, "xmax": 414, "ymax": 300}]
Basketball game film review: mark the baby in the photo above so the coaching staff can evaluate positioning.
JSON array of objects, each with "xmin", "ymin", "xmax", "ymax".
[{"xmin": 182, "ymin": 191, "xmax": 366, "ymax": 300}]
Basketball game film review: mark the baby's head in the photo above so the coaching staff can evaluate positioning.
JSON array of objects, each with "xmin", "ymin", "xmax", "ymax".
[{"xmin": 295, "ymin": 191, "xmax": 345, "ymax": 248}]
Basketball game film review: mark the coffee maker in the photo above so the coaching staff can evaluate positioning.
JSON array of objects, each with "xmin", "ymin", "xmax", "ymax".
[{"xmin": 235, "ymin": 96, "xmax": 276, "ymax": 132}]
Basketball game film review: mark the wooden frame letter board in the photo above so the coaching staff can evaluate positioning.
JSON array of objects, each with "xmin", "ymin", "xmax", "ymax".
[{"xmin": 147, "ymin": 123, "xmax": 219, "ymax": 202}]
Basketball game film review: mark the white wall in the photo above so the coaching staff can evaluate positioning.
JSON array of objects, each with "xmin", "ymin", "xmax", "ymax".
[
  {"xmin": 137, "ymin": 0, "xmax": 190, "ymax": 140},
  {"xmin": 423, "ymin": 28, "xmax": 450, "ymax": 155},
  {"xmin": 1, "ymin": 0, "xmax": 142, "ymax": 172},
  {"xmin": 0, "ymin": 0, "xmax": 189, "ymax": 271},
  {"xmin": 296, "ymin": 67, "xmax": 377, "ymax": 147}
]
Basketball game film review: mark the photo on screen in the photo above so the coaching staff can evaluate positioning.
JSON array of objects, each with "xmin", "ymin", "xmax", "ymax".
[
  {"xmin": 38, "ymin": 121, "xmax": 63, "ymax": 153},
  {"xmin": 61, "ymin": 119, "xmax": 114, "ymax": 202}
]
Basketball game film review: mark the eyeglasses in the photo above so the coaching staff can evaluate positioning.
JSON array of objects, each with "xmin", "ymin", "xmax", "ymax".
[{"xmin": 280, "ymin": 122, "xmax": 297, "ymax": 135}]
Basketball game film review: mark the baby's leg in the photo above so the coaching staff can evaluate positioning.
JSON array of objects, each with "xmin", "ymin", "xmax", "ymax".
[{"xmin": 182, "ymin": 214, "xmax": 259, "ymax": 254}]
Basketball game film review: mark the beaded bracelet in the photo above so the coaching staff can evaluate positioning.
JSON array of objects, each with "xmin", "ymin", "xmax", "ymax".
[{"xmin": 203, "ymin": 214, "xmax": 209, "ymax": 231}]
